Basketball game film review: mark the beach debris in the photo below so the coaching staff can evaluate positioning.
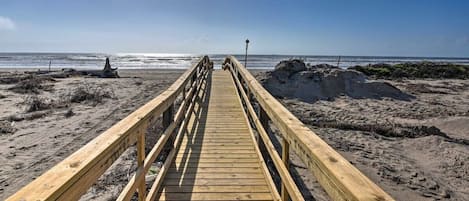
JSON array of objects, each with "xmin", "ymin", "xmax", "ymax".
[
  {"xmin": 67, "ymin": 83, "xmax": 115, "ymax": 105},
  {"xmin": 101, "ymin": 57, "xmax": 119, "ymax": 78},
  {"xmin": 0, "ymin": 120, "xmax": 16, "ymax": 134},
  {"xmin": 134, "ymin": 80, "xmax": 143, "ymax": 86},
  {"xmin": 8, "ymin": 110, "xmax": 50, "ymax": 121},
  {"xmin": 0, "ymin": 73, "xmax": 30, "ymax": 84},
  {"xmin": 22, "ymin": 95, "xmax": 54, "ymax": 112},
  {"xmin": 349, "ymin": 62, "xmax": 469, "ymax": 79},
  {"xmin": 8, "ymin": 75, "xmax": 55, "ymax": 94},
  {"xmin": 64, "ymin": 108, "xmax": 75, "ymax": 118},
  {"xmin": 258, "ymin": 60, "xmax": 413, "ymax": 103},
  {"xmin": 307, "ymin": 119, "xmax": 448, "ymax": 138}
]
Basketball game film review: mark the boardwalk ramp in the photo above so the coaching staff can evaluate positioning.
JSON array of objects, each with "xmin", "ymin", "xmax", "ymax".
[{"xmin": 7, "ymin": 56, "xmax": 394, "ymax": 201}]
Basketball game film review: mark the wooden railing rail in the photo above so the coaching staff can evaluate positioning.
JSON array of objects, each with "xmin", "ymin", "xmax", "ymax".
[
  {"xmin": 7, "ymin": 56, "xmax": 212, "ymax": 201},
  {"xmin": 226, "ymin": 61, "xmax": 304, "ymax": 201},
  {"xmin": 223, "ymin": 56, "xmax": 394, "ymax": 201}
]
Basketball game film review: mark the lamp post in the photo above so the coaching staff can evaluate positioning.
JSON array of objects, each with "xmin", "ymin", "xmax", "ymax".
[{"xmin": 245, "ymin": 39, "xmax": 249, "ymax": 67}]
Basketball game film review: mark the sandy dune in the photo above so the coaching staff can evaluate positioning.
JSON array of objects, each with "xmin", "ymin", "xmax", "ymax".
[{"xmin": 259, "ymin": 73, "xmax": 469, "ymax": 200}]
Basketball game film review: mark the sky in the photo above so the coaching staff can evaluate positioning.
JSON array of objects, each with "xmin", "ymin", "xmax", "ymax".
[{"xmin": 0, "ymin": 0, "xmax": 468, "ymax": 57}]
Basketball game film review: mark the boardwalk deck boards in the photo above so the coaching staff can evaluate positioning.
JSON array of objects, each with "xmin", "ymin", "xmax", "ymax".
[
  {"xmin": 7, "ymin": 56, "xmax": 394, "ymax": 201},
  {"xmin": 155, "ymin": 71, "xmax": 279, "ymax": 201}
]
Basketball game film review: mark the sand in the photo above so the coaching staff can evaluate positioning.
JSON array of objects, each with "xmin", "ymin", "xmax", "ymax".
[
  {"xmin": 0, "ymin": 69, "xmax": 183, "ymax": 200},
  {"xmin": 1, "ymin": 67, "xmax": 468, "ymax": 200},
  {"xmin": 255, "ymin": 68, "xmax": 469, "ymax": 201}
]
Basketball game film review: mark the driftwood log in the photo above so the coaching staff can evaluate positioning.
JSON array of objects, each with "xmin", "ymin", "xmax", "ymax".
[{"xmin": 23, "ymin": 57, "xmax": 119, "ymax": 78}]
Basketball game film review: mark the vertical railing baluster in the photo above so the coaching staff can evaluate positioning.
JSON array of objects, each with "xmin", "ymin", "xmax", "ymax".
[
  {"xmin": 258, "ymin": 107, "xmax": 269, "ymax": 159},
  {"xmin": 163, "ymin": 104, "xmax": 174, "ymax": 146},
  {"xmin": 163, "ymin": 105, "xmax": 174, "ymax": 129},
  {"xmin": 281, "ymin": 138, "xmax": 290, "ymax": 201},
  {"xmin": 182, "ymin": 84, "xmax": 186, "ymax": 101},
  {"xmin": 136, "ymin": 123, "xmax": 146, "ymax": 201}
]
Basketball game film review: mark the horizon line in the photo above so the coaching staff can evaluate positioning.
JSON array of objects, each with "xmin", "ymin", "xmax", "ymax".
[{"xmin": 0, "ymin": 51, "xmax": 468, "ymax": 59}]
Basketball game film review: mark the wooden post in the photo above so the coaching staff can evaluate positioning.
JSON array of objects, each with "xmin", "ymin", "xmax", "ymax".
[
  {"xmin": 182, "ymin": 85, "xmax": 186, "ymax": 100},
  {"xmin": 281, "ymin": 138, "xmax": 290, "ymax": 201},
  {"xmin": 258, "ymin": 107, "xmax": 269, "ymax": 157},
  {"xmin": 191, "ymin": 71, "xmax": 197, "ymax": 86},
  {"xmin": 163, "ymin": 104, "xmax": 174, "ymax": 145},
  {"xmin": 136, "ymin": 125, "xmax": 146, "ymax": 201},
  {"xmin": 163, "ymin": 104, "xmax": 174, "ymax": 129},
  {"xmin": 259, "ymin": 107, "xmax": 269, "ymax": 134}
]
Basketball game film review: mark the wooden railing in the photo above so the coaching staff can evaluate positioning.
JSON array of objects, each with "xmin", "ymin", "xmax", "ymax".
[
  {"xmin": 7, "ymin": 56, "xmax": 212, "ymax": 201},
  {"xmin": 223, "ymin": 56, "xmax": 395, "ymax": 201},
  {"xmin": 8, "ymin": 55, "xmax": 394, "ymax": 201}
]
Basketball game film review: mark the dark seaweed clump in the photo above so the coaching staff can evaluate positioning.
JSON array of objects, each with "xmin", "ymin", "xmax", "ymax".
[{"xmin": 349, "ymin": 62, "xmax": 469, "ymax": 79}]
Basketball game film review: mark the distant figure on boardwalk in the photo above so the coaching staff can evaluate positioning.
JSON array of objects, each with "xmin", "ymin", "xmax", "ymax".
[{"xmin": 102, "ymin": 57, "xmax": 119, "ymax": 78}]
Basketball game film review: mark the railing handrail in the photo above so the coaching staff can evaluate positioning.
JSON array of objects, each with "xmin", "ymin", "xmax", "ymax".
[
  {"xmin": 223, "ymin": 56, "xmax": 394, "ymax": 201},
  {"xmin": 226, "ymin": 59, "xmax": 303, "ymax": 201},
  {"xmin": 7, "ymin": 56, "xmax": 211, "ymax": 201}
]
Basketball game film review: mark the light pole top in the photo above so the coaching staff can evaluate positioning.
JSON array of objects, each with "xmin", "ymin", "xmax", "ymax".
[{"xmin": 246, "ymin": 39, "xmax": 250, "ymax": 44}]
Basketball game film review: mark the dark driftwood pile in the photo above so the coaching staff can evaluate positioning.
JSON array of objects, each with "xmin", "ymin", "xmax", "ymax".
[{"xmin": 25, "ymin": 57, "xmax": 120, "ymax": 78}]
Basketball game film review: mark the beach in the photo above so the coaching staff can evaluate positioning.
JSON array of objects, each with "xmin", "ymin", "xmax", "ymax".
[
  {"xmin": 274, "ymin": 79, "xmax": 469, "ymax": 200},
  {"xmin": 0, "ymin": 66, "xmax": 468, "ymax": 200},
  {"xmin": 254, "ymin": 62, "xmax": 469, "ymax": 201},
  {"xmin": 0, "ymin": 69, "xmax": 183, "ymax": 200}
]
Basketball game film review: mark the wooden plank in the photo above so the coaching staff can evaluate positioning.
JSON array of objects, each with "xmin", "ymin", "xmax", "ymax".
[
  {"xmin": 163, "ymin": 178, "xmax": 268, "ymax": 186},
  {"xmin": 181, "ymin": 137, "xmax": 252, "ymax": 140},
  {"xmin": 281, "ymin": 138, "xmax": 290, "ymax": 201},
  {"xmin": 177, "ymin": 147, "xmax": 255, "ymax": 151},
  {"xmin": 147, "ymin": 72, "xmax": 208, "ymax": 201},
  {"xmin": 175, "ymin": 154, "xmax": 259, "ymax": 159},
  {"xmin": 157, "ymin": 192, "xmax": 273, "ymax": 201},
  {"xmin": 157, "ymin": 70, "xmax": 276, "ymax": 201},
  {"xmin": 226, "ymin": 56, "xmax": 394, "ymax": 201},
  {"xmin": 171, "ymin": 162, "xmax": 259, "ymax": 168},
  {"xmin": 176, "ymin": 149, "xmax": 256, "ymax": 154},
  {"xmin": 7, "ymin": 56, "xmax": 211, "ymax": 201},
  {"xmin": 184, "ymin": 128, "xmax": 250, "ymax": 131},
  {"xmin": 178, "ymin": 146, "xmax": 254, "ymax": 154},
  {"xmin": 165, "ymin": 173, "xmax": 265, "ymax": 179},
  {"xmin": 174, "ymin": 158, "xmax": 259, "ymax": 163},
  {"xmin": 183, "ymin": 129, "xmax": 251, "ymax": 133},
  {"xmin": 227, "ymin": 70, "xmax": 282, "ymax": 201},
  {"xmin": 160, "ymin": 185, "xmax": 271, "ymax": 193},
  {"xmin": 137, "ymin": 130, "xmax": 146, "ymax": 201},
  {"xmin": 230, "ymin": 70, "xmax": 303, "ymax": 201},
  {"xmin": 178, "ymin": 144, "xmax": 254, "ymax": 147},
  {"xmin": 179, "ymin": 142, "xmax": 253, "ymax": 146},
  {"xmin": 180, "ymin": 141, "xmax": 254, "ymax": 145},
  {"xmin": 118, "ymin": 61, "xmax": 206, "ymax": 201},
  {"xmin": 167, "ymin": 167, "xmax": 261, "ymax": 173},
  {"xmin": 179, "ymin": 144, "xmax": 252, "ymax": 147},
  {"xmin": 188, "ymin": 123, "xmax": 247, "ymax": 125}
]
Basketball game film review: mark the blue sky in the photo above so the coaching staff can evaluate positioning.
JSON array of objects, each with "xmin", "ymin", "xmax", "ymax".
[{"xmin": 0, "ymin": 0, "xmax": 468, "ymax": 57}]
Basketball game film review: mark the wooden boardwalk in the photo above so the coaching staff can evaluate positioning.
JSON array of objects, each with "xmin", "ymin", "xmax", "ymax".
[
  {"xmin": 7, "ymin": 56, "xmax": 394, "ymax": 201},
  {"xmin": 156, "ymin": 70, "xmax": 279, "ymax": 200}
]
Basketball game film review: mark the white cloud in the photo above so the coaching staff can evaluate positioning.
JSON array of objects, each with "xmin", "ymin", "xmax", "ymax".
[{"xmin": 0, "ymin": 16, "xmax": 16, "ymax": 30}]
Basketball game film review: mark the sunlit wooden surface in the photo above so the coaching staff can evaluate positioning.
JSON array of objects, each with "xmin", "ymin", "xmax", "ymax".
[{"xmin": 156, "ymin": 70, "xmax": 279, "ymax": 201}]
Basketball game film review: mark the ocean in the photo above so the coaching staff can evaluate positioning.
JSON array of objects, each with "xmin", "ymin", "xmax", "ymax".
[{"xmin": 0, "ymin": 53, "xmax": 468, "ymax": 70}]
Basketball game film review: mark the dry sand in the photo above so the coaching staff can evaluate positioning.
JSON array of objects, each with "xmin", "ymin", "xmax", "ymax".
[
  {"xmin": 255, "ymin": 68, "xmax": 469, "ymax": 201},
  {"xmin": 0, "ymin": 69, "xmax": 183, "ymax": 200},
  {"xmin": 1, "ymin": 68, "xmax": 468, "ymax": 201}
]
